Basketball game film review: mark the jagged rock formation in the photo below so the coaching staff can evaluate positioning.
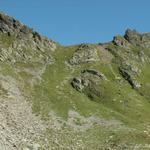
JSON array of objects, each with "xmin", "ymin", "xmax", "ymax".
[
  {"xmin": 119, "ymin": 63, "xmax": 141, "ymax": 89},
  {"xmin": 124, "ymin": 29, "xmax": 150, "ymax": 48},
  {"xmin": 0, "ymin": 12, "xmax": 56, "ymax": 64},
  {"xmin": 1, "ymin": 12, "xmax": 150, "ymax": 150},
  {"xmin": 69, "ymin": 44, "xmax": 100, "ymax": 65},
  {"xmin": 71, "ymin": 69, "xmax": 107, "ymax": 98}
]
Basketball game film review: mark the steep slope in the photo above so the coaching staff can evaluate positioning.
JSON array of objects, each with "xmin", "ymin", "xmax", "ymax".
[{"xmin": 1, "ymin": 12, "xmax": 150, "ymax": 150}]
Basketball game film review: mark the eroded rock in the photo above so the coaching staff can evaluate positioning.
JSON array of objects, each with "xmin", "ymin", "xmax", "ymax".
[
  {"xmin": 113, "ymin": 35, "xmax": 130, "ymax": 48},
  {"xmin": 0, "ymin": 12, "xmax": 57, "ymax": 64},
  {"xmin": 69, "ymin": 44, "xmax": 100, "ymax": 65},
  {"xmin": 119, "ymin": 63, "xmax": 141, "ymax": 89},
  {"xmin": 71, "ymin": 69, "xmax": 107, "ymax": 93},
  {"xmin": 124, "ymin": 29, "xmax": 150, "ymax": 48}
]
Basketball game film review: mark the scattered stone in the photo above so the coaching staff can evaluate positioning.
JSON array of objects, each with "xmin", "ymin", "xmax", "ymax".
[{"xmin": 0, "ymin": 76, "xmax": 47, "ymax": 150}]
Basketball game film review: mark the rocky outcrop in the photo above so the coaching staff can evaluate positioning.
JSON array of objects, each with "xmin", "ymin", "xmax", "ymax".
[
  {"xmin": 0, "ymin": 12, "xmax": 52, "ymax": 42},
  {"xmin": 69, "ymin": 44, "xmax": 100, "ymax": 65},
  {"xmin": 0, "ymin": 76, "xmax": 46, "ymax": 150},
  {"xmin": 71, "ymin": 77, "xmax": 84, "ymax": 92},
  {"xmin": 119, "ymin": 63, "xmax": 141, "ymax": 89},
  {"xmin": 113, "ymin": 35, "xmax": 130, "ymax": 48},
  {"xmin": 72, "ymin": 69, "xmax": 107, "ymax": 93},
  {"xmin": 81, "ymin": 69, "xmax": 107, "ymax": 80},
  {"xmin": 124, "ymin": 29, "xmax": 150, "ymax": 48},
  {"xmin": 0, "ymin": 12, "xmax": 57, "ymax": 64}
]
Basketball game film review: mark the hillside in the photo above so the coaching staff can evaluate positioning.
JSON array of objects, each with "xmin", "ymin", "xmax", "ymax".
[{"xmin": 1, "ymin": 12, "xmax": 150, "ymax": 150}]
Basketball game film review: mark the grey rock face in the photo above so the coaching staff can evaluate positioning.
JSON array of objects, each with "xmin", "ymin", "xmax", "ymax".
[
  {"xmin": 0, "ymin": 12, "xmax": 56, "ymax": 45},
  {"xmin": 71, "ymin": 77, "xmax": 84, "ymax": 92},
  {"xmin": 124, "ymin": 29, "xmax": 141, "ymax": 45},
  {"xmin": 113, "ymin": 35, "xmax": 130, "ymax": 48},
  {"xmin": 69, "ymin": 44, "xmax": 100, "ymax": 65},
  {"xmin": 81, "ymin": 69, "xmax": 107, "ymax": 80},
  {"xmin": 0, "ymin": 76, "xmax": 46, "ymax": 150},
  {"xmin": 0, "ymin": 12, "xmax": 57, "ymax": 64},
  {"xmin": 71, "ymin": 69, "xmax": 107, "ymax": 92},
  {"xmin": 0, "ymin": 12, "xmax": 32, "ymax": 36},
  {"xmin": 119, "ymin": 63, "xmax": 141, "ymax": 89},
  {"xmin": 124, "ymin": 29, "xmax": 150, "ymax": 48}
]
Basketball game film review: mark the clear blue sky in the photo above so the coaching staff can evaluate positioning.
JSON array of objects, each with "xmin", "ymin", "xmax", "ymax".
[{"xmin": 0, "ymin": 0, "xmax": 150, "ymax": 45}]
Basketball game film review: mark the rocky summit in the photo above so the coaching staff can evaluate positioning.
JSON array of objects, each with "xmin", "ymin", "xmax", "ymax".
[{"xmin": 1, "ymin": 12, "xmax": 150, "ymax": 150}]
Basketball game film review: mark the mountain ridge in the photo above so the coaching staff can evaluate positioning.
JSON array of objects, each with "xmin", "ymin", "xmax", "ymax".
[{"xmin": 1, "ymin": 12, "xmax": 150, "ymax": 150}]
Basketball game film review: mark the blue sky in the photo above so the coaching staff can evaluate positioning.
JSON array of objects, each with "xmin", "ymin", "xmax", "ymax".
[{"xmin": 0, "ymin": 0, "xmax": 150, "ymax": 45}]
